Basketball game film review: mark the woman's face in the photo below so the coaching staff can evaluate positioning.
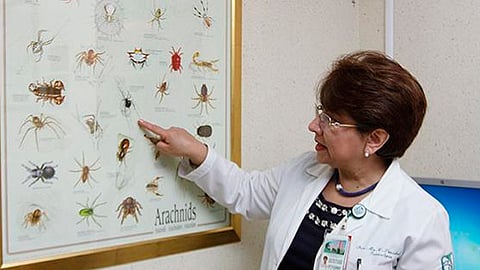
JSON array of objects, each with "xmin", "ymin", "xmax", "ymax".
[{"xmin": 308, "ymin": 108, "xmax": 366, "ymax": 168}]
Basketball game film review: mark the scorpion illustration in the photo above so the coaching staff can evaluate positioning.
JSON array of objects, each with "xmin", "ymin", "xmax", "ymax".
[
  {"xmin": 191, "ymin": 51, "xmax": 219, "ymax": 72},
  {"xmin": 29, "ymin": 79, "xmax": 66, "ymax": 105}
]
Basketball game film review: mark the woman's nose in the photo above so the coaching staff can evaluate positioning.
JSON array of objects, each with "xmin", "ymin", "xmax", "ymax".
[{"xmin": 308, "ymin": 117, "xmax": 322, "ymax": 134}]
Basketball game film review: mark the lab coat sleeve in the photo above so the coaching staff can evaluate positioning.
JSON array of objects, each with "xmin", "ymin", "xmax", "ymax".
[
  {"xmin": 177, "ymin": 147, "xmax": 287, "ymax": 220},
  {"xmin": 397, "ymin": 206, "xmax": 454, "ymax": 270}
]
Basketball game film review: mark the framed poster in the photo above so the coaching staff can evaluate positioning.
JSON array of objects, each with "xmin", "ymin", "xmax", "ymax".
[{"xmin": 0, "ymin": 0, "xmax": 242, "ymax": 269}]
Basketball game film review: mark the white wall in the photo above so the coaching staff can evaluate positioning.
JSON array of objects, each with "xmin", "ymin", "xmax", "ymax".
[{"xmin": 102, "ymin": 0, "xmax": 377, "ymax": 269}]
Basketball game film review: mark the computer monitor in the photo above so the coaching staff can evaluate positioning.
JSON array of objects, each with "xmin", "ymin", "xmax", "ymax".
[{"xmin": 415, "ymin": 177, "xmax": 480, "ymax": 270}]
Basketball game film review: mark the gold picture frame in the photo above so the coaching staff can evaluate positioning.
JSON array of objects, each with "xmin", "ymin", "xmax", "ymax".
[{"xmin": 0, "ymin": 0, "xmax": 242, "ymax": 269}]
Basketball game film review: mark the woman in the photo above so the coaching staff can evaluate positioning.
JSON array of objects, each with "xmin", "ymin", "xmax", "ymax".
[{"xmin": 138, "ymin": 51, "xmax": 454, "ymax": 270}]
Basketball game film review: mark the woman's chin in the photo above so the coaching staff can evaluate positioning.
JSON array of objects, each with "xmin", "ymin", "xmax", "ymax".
[{"xmin": 315, "ymin": 151, "xmax": 329, "ymax": 164}]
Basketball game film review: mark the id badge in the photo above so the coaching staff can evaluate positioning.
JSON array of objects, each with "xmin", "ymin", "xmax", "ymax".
[{"xmin": 317, "ymin": 233, "xmax": 351, "ymax": 270}]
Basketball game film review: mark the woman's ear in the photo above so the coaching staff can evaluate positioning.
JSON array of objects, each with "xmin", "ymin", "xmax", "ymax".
[{"xmin": 364, "ymin": 128, "xmax": 390, "ymax": 156}]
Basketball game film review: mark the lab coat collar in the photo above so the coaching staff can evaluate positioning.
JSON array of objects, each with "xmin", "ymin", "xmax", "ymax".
[
  {"xmin": 361, "ymin": 159, "xmax": 404, "ymax": 219},
  {"xmin": 304, "ymin": 159, "xmax": 405, "ymax": 219},
  {"xmin": 305, "ymin": 160, "xmax": 333, "ymax": 178}
]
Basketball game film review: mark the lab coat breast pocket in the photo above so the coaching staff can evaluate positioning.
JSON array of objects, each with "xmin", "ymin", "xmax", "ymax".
[{"xmin": 346, "ymin": 245, "xmax": 400, "ymax": 269}]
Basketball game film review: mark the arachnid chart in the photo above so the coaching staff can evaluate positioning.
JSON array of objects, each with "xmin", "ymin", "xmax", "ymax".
[{"xmin": 0, "ymin": 0, "xmax": 241, "ymax": 268}]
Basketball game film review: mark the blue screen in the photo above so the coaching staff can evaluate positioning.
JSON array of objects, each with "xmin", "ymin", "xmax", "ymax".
[{"xmin": 421, "ymin": 184, "xmax": 480, "ymax": 269}]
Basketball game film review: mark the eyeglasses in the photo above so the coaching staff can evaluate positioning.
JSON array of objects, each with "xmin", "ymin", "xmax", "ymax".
[{"xmin": 315, "ymin": 105, "xmax": 359, "ymax": 129}]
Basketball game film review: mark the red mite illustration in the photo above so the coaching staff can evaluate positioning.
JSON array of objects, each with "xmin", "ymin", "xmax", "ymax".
[{"xmin": 169, "ymin": 47, "xmax": 183, "ymax": 73}]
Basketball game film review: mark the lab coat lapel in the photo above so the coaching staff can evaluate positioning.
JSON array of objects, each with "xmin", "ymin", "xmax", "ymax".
[
  {"xmin": 360, "ymin": 160, "xmax": 403, "ymax": 219},
  {"xmin": 343, "ymin": 160, "xmax": 404, "ymax": 234},
  {"xmin": 279, "ymin": 164, "xmax": 333, "ymax": 256}
]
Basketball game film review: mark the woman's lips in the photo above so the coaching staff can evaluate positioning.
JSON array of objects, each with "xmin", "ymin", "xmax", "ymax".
[{"xmin": 315, "ymin": 140, "xmax": 326, "ymax": 152}]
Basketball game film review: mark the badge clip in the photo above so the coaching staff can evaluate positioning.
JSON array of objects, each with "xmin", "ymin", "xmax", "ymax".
[{"xmin": 351, "ymin": 204, "xmax": 366, "ymax": 219}]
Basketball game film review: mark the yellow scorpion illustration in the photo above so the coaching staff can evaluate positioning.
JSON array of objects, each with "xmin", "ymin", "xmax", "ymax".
[{"xmin": 191, "ymin": 51, "xmax": 219, "ymax": 72}]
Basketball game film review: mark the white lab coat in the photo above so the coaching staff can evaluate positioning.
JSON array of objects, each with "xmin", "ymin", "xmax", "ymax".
[{"xmin": 178, "ymin": 150, "xmax": 454, "ymax": 270}]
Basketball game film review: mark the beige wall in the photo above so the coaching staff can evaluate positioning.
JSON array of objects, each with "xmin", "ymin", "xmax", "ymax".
[
  {"xmin": 81, "ymin": 1, "xmax": 480, "ymax": 268},
  {"xmin": 103, "ymin": 0, "xmax": 380, "ymax": 269},
  {"xmin": 395, "ymin": 1, "xmax": 480, "ymax": 181},
  {"xmin": 359, "ymin": 0, "xmax": 385, "ymax": 51},
  {"xmin": 8, "ymin": 0, "xmax": 478, "ymax": 269}
]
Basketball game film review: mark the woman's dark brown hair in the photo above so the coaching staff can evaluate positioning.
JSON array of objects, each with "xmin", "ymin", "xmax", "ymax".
[{"xmin": 318, "ymin": 50, "xmax": 427, "ymax": 159}]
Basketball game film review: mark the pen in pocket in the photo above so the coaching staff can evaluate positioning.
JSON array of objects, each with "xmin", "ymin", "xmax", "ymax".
[{"xmin": 356, "ymin": 258, "xmax": 362, "ymax": 270}]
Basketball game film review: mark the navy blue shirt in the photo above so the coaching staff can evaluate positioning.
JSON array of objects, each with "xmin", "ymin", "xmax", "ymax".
[{"xmin": 277, "ymin": 194, "xmax": 351, "ymax": 270}]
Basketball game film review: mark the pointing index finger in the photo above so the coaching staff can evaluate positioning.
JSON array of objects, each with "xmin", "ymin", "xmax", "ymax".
[{"xmin": 138, "ymin": 119, "xmax": 165, "ymax": 140}]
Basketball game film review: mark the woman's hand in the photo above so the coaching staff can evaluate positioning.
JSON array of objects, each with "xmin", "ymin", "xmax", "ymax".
[{"xmin": 137, "ymin": 119, "xmax": 207, "ymax": 166}]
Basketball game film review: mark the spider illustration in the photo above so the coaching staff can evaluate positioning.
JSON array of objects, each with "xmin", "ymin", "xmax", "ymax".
[
  {"xmin": 82, "ymin": 102, "xmax": 104, "ymax": 140},
  {"xmin": 116, "ymin": 136, "xmax": 133, "ymax": 164},
  {"xmin": 192, "ymin": 83, "xmax": 215, "ymax": 114},
  {"xmin": 193, "ymin": 0, "xmax": 213, "ymax": 28},
  {"xmin": 75, "ymin": 48, "xmax": 105, "ymax": 72},
  {"xmin": 199, "ymin": 192, "xmax": 216, "ymax": 208},
  {"xmin": 169, "ymin": 47, "xmax": 183, "ymax": 73},
  {"xmin": 27, "ymin": 30, "xmax": 54, "ymax": 62},
  {"xmin": 22, "ymin": 161, "xmax": 58, "ymax": 187},
  {"xmin": 127, "ymin": 48, "xmax": 149, "ymax": 69},
  {"xmin": 95, "ymin": 0, "xmax": 124, "ymax": 38},
  {"xmin": 155, "ymin": 73, "xmax": 169, "ymax": 103},
  {"xmin": 118, "ymin": 87, "xmax": 138, "ymax": 117},
  {"xmin": 18, "ymin": 113, "xmax": 65, "ymax": 152},
  {"xmin": 77, "ymin": 193, "xmax": 107, "ymax": 228},
  {"xmin": 116, "ymin": 196, "xmax": 142, "ymax": 224},
  {"xmin": 146, "ymin": 176, "xmax": 163, "ymax": 197},
  {"xmin": 70, "ymin": 152, "xmax": 101, "ymax": 188},
  {"xmin": 23, "ymin": 206, "xmax": 49, "ymax": 230},
  {"xmin": 148, "ymin": 7, "xmax": 166, "ymax": 29}
]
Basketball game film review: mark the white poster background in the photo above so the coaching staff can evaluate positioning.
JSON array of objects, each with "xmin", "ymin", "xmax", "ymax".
[{"xmin": 1, "ymin": 0, "xmax": 232, "ymax": 264}]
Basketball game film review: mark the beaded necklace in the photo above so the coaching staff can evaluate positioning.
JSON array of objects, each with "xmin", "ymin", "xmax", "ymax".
[
  {"xmin": 307, "ymin": 194, "xmax": 351, "ymax": 230},
  {"xmin": 333, "ymin": 170, "xmax": 378, "ymax": 197}
]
